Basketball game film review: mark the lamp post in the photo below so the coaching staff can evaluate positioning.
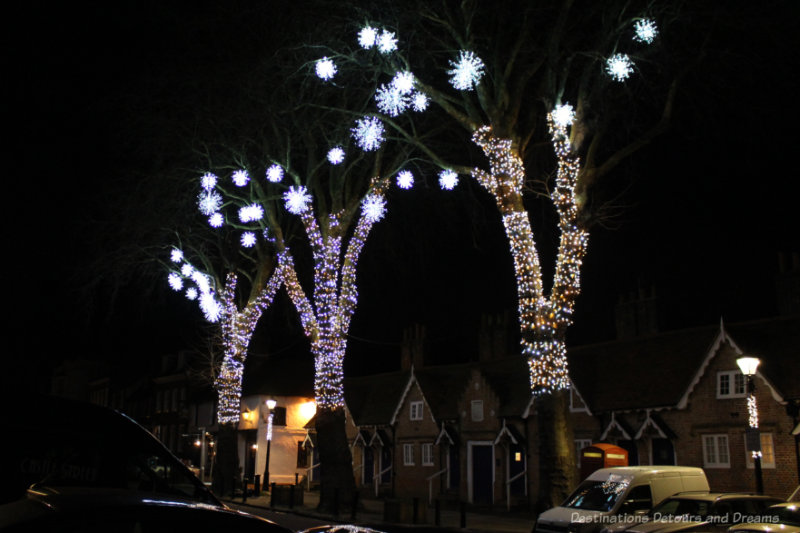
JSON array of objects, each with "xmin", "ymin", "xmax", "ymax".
[
  {"xmin": 263, "ymin": 398, "xmax": 276, "ymax": 489},
  {"xmin": 736, "ymin": 356, "xmax": 763, "ymax": 494}
]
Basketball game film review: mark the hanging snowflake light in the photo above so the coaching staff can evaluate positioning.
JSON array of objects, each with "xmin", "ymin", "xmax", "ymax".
[
  {"xmin": 315, "ymin": 57, "xmax": 337, "ymax": 81},
  {"xmin": 553, "ymin": 103, "xmax": 575, "ymax": 127},
  {"xmin": 411, "ymin": 92, "xmax": 429, "ymax": 112},
  {"xmin": 199, "ymin": 293, "xmax": 222, "ymax": 323},
  {"xmin": 191, "ymin": 271, "xmax": 211, "ymax": 294},
  {"xmin": 361, "ymin": 193, "xmax": 387, "ymax": 223},
  {"xmin": 266, "ymin": 164, "xmax": 284, "ymax": 183},
  {"xmin": 209, "ymin": 212, "xmax": 224, "ymax": 228},
  {"xmin": 200, "ymin": 172, "xmax": 218, "ymax": 190},
  {"xmin": 232, "ymin": 169, "xmax": 250, "ymax": 187},
  {"xmin": 391, "ymin": 71, "xmax": 415, "ymax": 94},
  {"xmin": 168, "ymin": 272, "xmax": 183, "ymax": 291},
  {"xmin": 186, "ymin": 287, "xmax": 198, "ymax": 300},
  {"xmin": 633, "ymin": 19, "xmax": 658, "ymax": 44},
  {"xmin": 198, "ymin": 190, "xmax": 223, "ymax": 215},
  {"xmin": 606, "ymin": 53, "xmax": 634, "ymax": 81},
  {"xmin": 375, "ymin": 83, "xmax": 408, "ymax": 117},
  {"xmin": 358, "ymin": 26, "xmax": 377, "ymax": 49},
  {"xmin": 448, "ymin": 50, "xmax": 485, "ymax": 91},
  {"xmin": 284, "ymin": 185, "xmax": 313, "ymax": 214},
  {"xmin": 351, "ymin": 116, "xmax": 385, "ymax": 151},
  {"xmin": 238, "ymin": 203, "xmax": 264, "ymax": 223},
  {"xmin": 327, "ymin": 146, "xmax": 345, "ymax": 165},
  {"xmin": 181, "ymin": 263, "xmax": 194, "ymax": 277},
  {"xmin": 396, "ymin": 170, "xmax": 414, "ymax": 189},
  {"xmin": 377, "ymin": 30, "xmax": 397, "ymax": 54},
  {"xmin": 439, "ymin": 169, "xmax": 459, "ymax": 190},
  {"xmin": 241, "ymin": 231, "xmax": 257, "ymax": 248},
  {"xmin": 170, "ymin": 249, "xmax": 183, "ymax": 262}
]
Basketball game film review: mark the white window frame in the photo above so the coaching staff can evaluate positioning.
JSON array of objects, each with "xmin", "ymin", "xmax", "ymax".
[
  {"xmin": 716, "ymin": 371, "xmax": 746, "ymax": 399},
  {"xmin": 409, "ymin": 401, "xmax": 423, "ymax": 421},
  {"xmin": 703, "ymin": 434, "xmax": 730, "ymax": 468},
  {"xmin": 422, "ymin": 443, "xmax": 434, "ymax": 466},
  {"xmin": 744, "ymin": 433, "xmax": 776, "ymax": 469},
  {"xmin": 575, "ymin": 439, "xmax": 592, "ymax": 468},
  {"xmin": 403, "ymin": 443, "xmax": 415, "ymax": 465},
  {"xmin": 470, "ymin": 400, "xmax": 484, "ymax": 422}
]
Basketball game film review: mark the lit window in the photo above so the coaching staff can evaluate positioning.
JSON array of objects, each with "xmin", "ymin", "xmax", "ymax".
[
  {"xmin": 745, "ymin": 433, "xmax": 776, "ymax": 469},
  {"xmin": 717, "ymin": 371, "xmax": 746, "ymax": 399},
  {"xmin": 471, "ymin": 400, "xmax": 484, "ymax": 422},
  {"xmin": 703, "ymin": 434, "xmax": 730, "ymax": 468},
  {"xmin": 422, "ymin": 443, "xmax": 434, "ymax": 466},
  {"xmin": 403, "ymin": 443, "xmax": 415, "ymax": 465},
  {"xmin": 410, "ymin": 401, "xmax": 423, "ymax": 421}
]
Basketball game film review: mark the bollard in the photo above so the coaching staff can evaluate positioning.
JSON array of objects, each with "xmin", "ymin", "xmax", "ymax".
[
  {"xmin": 242, "ymin": 477, "xmax": 248, "ymax": 503},
  {"xmin": 289, "ymin": 484, "xmax": 295, "ymax": 509},
  {"xmin": 270, "ymin": 482, "xmax": 277, "ymax": 508},
  {"xmin": 413, "ymin": 497, "xmax": 419, "ymax": 524},
  {"xmin": 435, "ymin": 499, "xmax": 441, "ymax": 526},
  {"xmin": 460, "ymin": 502, "xmax": 467, "ymax": 528},
  {"xmin": 254, "ymin": 474, "xmax": 261, "ymax": 496},
  {"xmin": 295, "ymin": 472, "xmax": 299, "ymax": 485},
  {"xmin": 351, "ymin": 490, "xmax": 359, "ymax": 521}
]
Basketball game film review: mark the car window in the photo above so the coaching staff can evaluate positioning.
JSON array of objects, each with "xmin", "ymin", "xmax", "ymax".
[
  {"xmin": 563, "ymin": 480, "xmax": 627, "ymax": 512},
  {"xmin": 620, "ymin": 485, "xmax": 653, "ymax": 514},
  {"xmin": 650, "ymin": 498, "xmax": 710, "ymax": 519}
]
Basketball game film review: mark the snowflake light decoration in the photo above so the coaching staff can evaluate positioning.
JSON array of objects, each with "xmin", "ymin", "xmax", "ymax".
[
  {"xmin": 238, "ymin": 203, "xmax": 264, "ymax": 223},
  {"xmin": 266, "ymin": 164, "xmax": 284, "ymax": 183},
  {"xmin": 232, "ymin": 169, "xmax": 250, "ymax": 187},
  {"xmin": 553, "ymin": 103, "xmax": 575, "ymax": 127},
  {"xmin": 375, "ymin": 83, "xmax": 408, "ymax": 117},
  {"xmin": 377, "ymin": 30, "xmax": 397, "ymax": 54},
  {"xmin": 191, "ymin": 271, "xmax": 211, "ymax": 294},
  {"xmin": 186, "ymin": 287, "xmax": 198, "ymax": 300},
  {"xmin": 199, "ymin": 293, "xmax": 222, "ymax": 322},
  {"xmin": 606, "ymin": 53, "xmax": 634, "ymax": 81},
  {"xmin": 241, "ymin": 231, "xmax": 257, "ymax": 248},
  {"xmin": 284, "ymin": 185, "xmax": 313, "ymax": 214},
  {"xmin": 315, "ymin": 57, "xmax": 337, "ymax": 81},
  {"xmin": 327, "ymin": 146, "xmax": 345, "ymax": 165},
  {"xmin": 168, "ymin": 272, "xmax": 183, "ymax": 291},
  {"xmin": 209, "ymin": 213, "xmax": 224, "ymax": 227},
  {"xmin": 200, "ymin": 172, "xmax": 217, "ymax": 190},
  {"xmin": 391, "ymin": 71, "xmax": 415, "ymax": 94},
  {"xmin": 396, "ymin": 170, "xmax": 414, "ymax": 189},
  {"xmin": 361, "ymin": 194, "xmax": 386, "ymax": 223},
  {"xmin": 411, "ymin": 92, "xmax": 429, "ymax": 112},
  {"xmin": 358, "ymin": 26, "xmax": 377, "ymax": 49},
  {"xmin": 198, "ymin": 190, "xmax": 223, "ymax": 215},
  {"xmin": 448, "ymin": 50, "xmax": 485, "ymax": 91},
  {"xmin": 170, "ymin": 249, "xmax": 183, "ymax": 262},
  {"xmin": 351, "ymin": 116, "xmax": 385, "ymax": 151},
  {"xmin": 181, "ymin": 264, "xmax": 194, "ymax": 277},
  {"xmin": 633, "ymin": 19, "xmax": 658, "ymax": 44},
  {"xmin": 438, "ymin": 169, "xmax": 459, "ymax": 190}
]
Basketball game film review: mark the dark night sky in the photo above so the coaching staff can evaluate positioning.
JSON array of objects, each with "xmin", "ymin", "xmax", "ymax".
[{"xmin": 5, "ymin": 2, "xmax": 799, "ymax": 388}]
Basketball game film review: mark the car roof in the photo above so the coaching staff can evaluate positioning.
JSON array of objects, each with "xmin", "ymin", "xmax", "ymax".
[{"xmin": 669, "ymin": 492, "xmax": 782, "ymax": 502}]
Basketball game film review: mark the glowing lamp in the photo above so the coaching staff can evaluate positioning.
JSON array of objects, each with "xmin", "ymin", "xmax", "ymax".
[
  {"xmin": 736, "ymin": 357, "xmax": 760, "ymax": 376},
  {"xmin": 265, "ymin": 398, "xmax": 277, "ymax": 410}
]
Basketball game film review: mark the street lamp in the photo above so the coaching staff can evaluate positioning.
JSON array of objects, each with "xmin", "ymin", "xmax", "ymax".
[
  {"xmin": 736, "ymin": 356, "xmax": 763, "ymax": 494},
  {"xmin": 263, "ymin": 398, "xmax": 276, "ymax": 489}
]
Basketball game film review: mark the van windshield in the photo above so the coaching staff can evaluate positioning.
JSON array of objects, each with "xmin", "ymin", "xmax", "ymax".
[{"xmin": 563, "ymin": 477, "xmax": 631, "ymax": 512}]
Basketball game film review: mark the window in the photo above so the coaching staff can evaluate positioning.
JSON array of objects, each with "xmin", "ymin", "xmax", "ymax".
[
  {"xmin": 717, "ymin": 371, "xmax": 746, "ymax": 398},
  {"xmin": 703, "ymin": 434, "xmax": 730, "ymax": 468},
  {"xmin": 403, "ymin": 443, "xmax": 415, "ymax": 465},
  {"xmin": 272, "ymin": 406, "xmax": 287, "ymax": 426},
  {"xmin": 296, "ymin": 440, "xmax": 309, "ymax": 468},
  {"xmin": 575, "ymin": 439, "xmax": 592, "ymax": 468},
  {"xmin": 745, "ymin": 433, "xmax": 776, "ymax": 469},
  {"xmin": 409, "ymin": 401, "xmax": 423, "ymax": 421},
  {"xmin": 471, "ymin": 400, "xmax": 484, "ymax": 422},
  {"xmin": 422, "ymin": 443, "xmax": 434, "ymax": 466}
]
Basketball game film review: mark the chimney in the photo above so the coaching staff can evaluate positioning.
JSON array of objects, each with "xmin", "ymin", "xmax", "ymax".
[
  {"xmin": 615, "ymin": 285, "xmax": 659, "ymax": 339},
  {"xmin": 479, "ymin": 311, "xmax": 511, "ymax": 361},
  {"xmin": 400, "ymin": 324, "xmax": 426, "ymax": 370}
]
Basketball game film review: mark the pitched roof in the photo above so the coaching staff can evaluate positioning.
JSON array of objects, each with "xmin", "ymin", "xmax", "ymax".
[{"xmin": 344, "ymin": 370, "xmax": 411, "ymax": 426}]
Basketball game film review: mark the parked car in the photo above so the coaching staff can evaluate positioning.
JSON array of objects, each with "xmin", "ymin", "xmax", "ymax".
[
  {"xmin": 601, "ymin": 492, "xmax": 784, "ymax": 533},
  {"xmin": 534, "ymin": 466, "xmax": 710, "ymax": 533},
  {"xmin": 300, "ymin": 524, "xmax": 474, "ymax": 532},
  {"xmin": 727, "ymin": 502, "xmax": 800, "ymax": 533}
]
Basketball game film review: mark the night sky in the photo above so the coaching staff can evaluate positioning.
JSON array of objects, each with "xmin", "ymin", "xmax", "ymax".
[{"xmin": 6, "ymin": 2, "xmax": 799, "ymax": 390}]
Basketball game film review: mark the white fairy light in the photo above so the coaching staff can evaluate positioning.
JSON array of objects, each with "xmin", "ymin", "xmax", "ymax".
[
  {"xmin": 448, "ymin": 50, "xmax": 485, "ymax": 91},
  {"xmin": 391, "ymin": 71, "xmax": 415, "ymax": 94},
  {"xmin": 361, "ymin": 193, "xmax": 386, "ymax": 223},
  {"xmin": 375, "ymin": 83, "xmax": 408, "ymax": 117},
  {"xmin": 170, "ymin": 249, "xmax": 183, "ymax": 262},
  {"xmin": 633, "ymin": 19, "xmax": 658, "ymax": 44},
  {"xmin": 327, "ymin": 147, "xmax": 345, "ymax": 165},
  {"xmin": 284, "ymin": 185, "xmax": 313, "ymax": 214},
  {"xmin": 377, "ymin": 30, "xmax": 397, "ymax": 54},
  {"xmin": 396, "ymin": 170, "xmax": 414, "ymax": 189},
  {"xmin": 197, "ymin": 190, "xmax": 223, "ymax": 215},
  {"xmin": 201, "ymin": 172, "xmax": 218, "ymax": 190},
  {"xmin": 553, "ymin": 103, "xmax": 575, "ymax": 127},
  {"xmin": 358, "ymin": 26, "xmax": 377, "ymax": 49},
  {"xmin": 411, "ymin": 92, "xmax": 429, "ymax": 112},
  {"xmin": 438, "ymin": 169, "xmax": 459, "ymax": 190},
  {"xmin": 209, "ymin": 212, "xmax": 224, "ymax": 227},
  {"xmin": 181, "ymin": 263, "xmax": 194, "ymax": 277},
  {"xmin": 186, "ymin": 287, "xmax": 198, "ymax": 300},
  {"xmin": 266, "ymin": 164, "xmax": 284, "ymax": 183},
  {"xmin": 351, "ymin": 116, "xmax": 385, "ymax": 151},
  {"xmin": 168, "ymin": 272, "xmax": 183, "ymax": 291},
  {"xmin": 199, "ymin": 293, "xmax": 222, "ymax": 323},
  {"xmin": 191, "ymin": 271, "xmax": 211, "ymax": 294},
  {"xmin": 231, "ymin": 169, "xmax": 250, "ymax": 186},
  {"xmin": 238, "ymin": 203, "xmax": 264, "ymax": 223},
  {"xmin": 606, "ymin": 53, "xmax": 634, "ymax": 81},
  {"xmin": 241, "ymin": 231, "xmax": 257, "ymax": 248},
  {"xmin": 315, "ymin": 57, "xmax": 337, "ymax": 81}
]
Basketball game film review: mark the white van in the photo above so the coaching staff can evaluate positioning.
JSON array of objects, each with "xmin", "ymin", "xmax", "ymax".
[{"xmin": 534, "ymin": 466, "xmax": 710, "ymax": 533}]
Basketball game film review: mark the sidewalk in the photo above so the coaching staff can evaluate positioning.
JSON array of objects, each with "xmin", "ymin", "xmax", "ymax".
[{"xmin": 227, "ymin": 489, "xmax": 536, "ymax": 533}]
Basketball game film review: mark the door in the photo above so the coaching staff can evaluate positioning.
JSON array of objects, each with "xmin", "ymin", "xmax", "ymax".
[
  {"xmin": 509, "ymin": 443, "xmax": 525, "ymax": 496},
  {"xmin": 363, "ymin": 446, "xmax": 374, "ymax": 485},
  {"xmin": 470, "ymin": 443, "xmax": 493, "ymax": 504},
  {"xmin": 652, "ymin": 439, "xmax": 675, "ymax": 465}
]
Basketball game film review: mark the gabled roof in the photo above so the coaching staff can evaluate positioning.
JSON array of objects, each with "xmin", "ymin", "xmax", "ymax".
[{"xmin": 344, "ymin": 369, "xmax": 411, "ymax": 426}]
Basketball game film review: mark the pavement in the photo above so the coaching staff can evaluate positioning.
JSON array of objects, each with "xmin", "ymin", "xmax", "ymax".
[{"xmin": 225, "ymin": 488, "xmax": 537, "ymax": 532}]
